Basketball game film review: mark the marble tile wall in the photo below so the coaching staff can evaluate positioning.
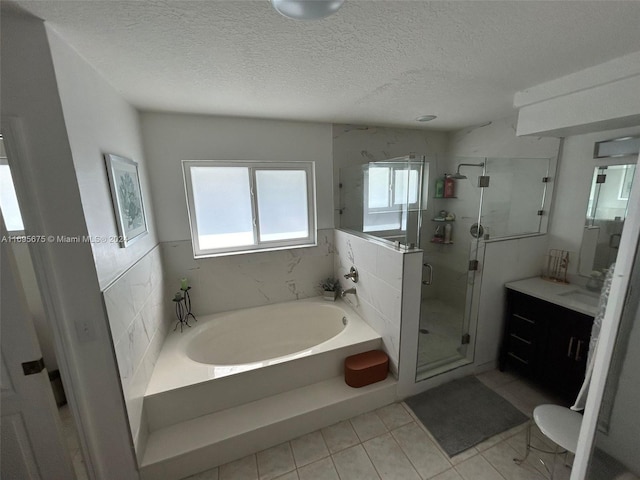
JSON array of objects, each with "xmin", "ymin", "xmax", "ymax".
[
  {"xmin": 102, "ymin": 244, "xmax": 171, "ymax": 455},
  {"xmin": 333, "ymin": 229, "xmax": 408, "ymax": 376},
  {"xmin": 160, "ymin": 229, "xmax": 335, "ymax": 316}
]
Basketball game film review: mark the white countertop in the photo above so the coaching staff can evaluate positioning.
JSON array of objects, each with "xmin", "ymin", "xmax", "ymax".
[{"xmin": 505, "ymin": 277, "xmax": 599, "ymax": 317}]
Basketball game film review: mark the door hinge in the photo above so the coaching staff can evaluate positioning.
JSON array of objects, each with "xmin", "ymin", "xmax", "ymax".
[
  {"xmin": 537, "ymin": 210, "xmax": 545, "ymax": 216},
  {"xmin": 22, "ymin": 357, "xmax": 45, "ymax": 376},
  {"xmin": 542, "ymin": 176, "xmax": 551, "ymax": 183},
  {"xmin": 596, "ymin": 174, "xmax": 607, "ymax": 184},
  {"xmin": 461, "ymin": 333, "xmax": 471, "ymax": 345},
  {"xmin": 477, "ymin": 175, "xmax": 490, "ymax": 188},
  {"xmin": 468, "ymin": 259, "xmax": 479, "ymax": 271}
]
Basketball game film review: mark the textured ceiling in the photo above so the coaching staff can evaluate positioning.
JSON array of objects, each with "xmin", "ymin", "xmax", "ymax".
[{"xmin": 11, "ymin": 0, "xmax": 640, "ymax": 130}]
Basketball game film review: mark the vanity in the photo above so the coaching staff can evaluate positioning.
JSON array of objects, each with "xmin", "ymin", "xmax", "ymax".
[{"xmin": 499, "ymin": 277, "xmax": 598, "ymax": 403}]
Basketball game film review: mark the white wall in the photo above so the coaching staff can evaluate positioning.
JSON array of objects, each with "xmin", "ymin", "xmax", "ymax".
[
  {"xmin": 47, "ymin": 26, "xmax": 159, "ymax": 290},
  {"xmin": 1, "ymin": 11, "xmax": 138, "ymax": 479},
  {"xmin": 140, "ymin": 112, "xmax": 335, "ymax": 315},
  {"xmin": 516, "ymin": 51, "xmax": 640, "ymax": 137},
  {"xmin": 141, "ymin": 112, "xmax": 334, "ymax": 242},
  {"xmin": 547, "ymin": 125, "xmax": 640, "ymax": 276},
  {"xmin": 47, "ymin": 23, "xmax": 172, "ymax": 464}
]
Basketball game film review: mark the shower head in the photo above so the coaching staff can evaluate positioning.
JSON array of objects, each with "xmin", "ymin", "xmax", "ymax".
[{"xmin": 453, "ymin": 162, "xmax": 485, "ymax": 180}]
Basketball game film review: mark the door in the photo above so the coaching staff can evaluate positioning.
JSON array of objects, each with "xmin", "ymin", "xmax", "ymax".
[{"xmin": 1, "ymin": 218, "xmax": 75, "ymax": 479}]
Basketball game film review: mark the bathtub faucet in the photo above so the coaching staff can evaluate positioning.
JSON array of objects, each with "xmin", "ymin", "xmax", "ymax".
[{"xmin": 340, "ymin": 287, "xmax": 357, "ymax": 297}]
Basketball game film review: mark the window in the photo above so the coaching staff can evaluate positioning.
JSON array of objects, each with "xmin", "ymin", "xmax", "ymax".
[
  {"xmin": 363, "ymin": 163, "xmax": 422, "ymax": 233},
  {"xmin": 0, "ymin": 137, "xmax": 24, "ymax": 232},
  {"xmin": 183, "ymin": 161, "xmax": 316, "ymax": 257}
]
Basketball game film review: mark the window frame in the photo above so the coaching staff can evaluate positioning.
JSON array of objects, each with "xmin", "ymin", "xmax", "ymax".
[
  {"xmin": 364, "ymin": 162, "xmax": 422, "ymax": 214},
  {"xmin": 182, "ymin": 160, "xmax": 317, "ymax": 258},
  {"xmin": 0, "ymin": 152, "xmax": 25, "ymax": 234}
]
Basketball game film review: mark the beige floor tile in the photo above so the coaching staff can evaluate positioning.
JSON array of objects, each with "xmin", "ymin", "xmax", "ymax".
[
  {"xmin": 363, "ymin": 432, "xmax": 421, "ymax": 480},
  {"xmin": 290, "ymin": 431, "xmax": 329, "ymax": 468},
  {"xmin": 182, "ymin": 467, "xmax": 219, "ymax": 479},
  {"xmin": 274, "ymin": 470, "xmax": 299, "ymax": 480},
  {"xmin": 273, "ymin": 472, "xmax": 298, "ymax": 480},
  {"xmin": 220, "ymin": 454, "xmax": 258, "ymax": 480},
  {"xmin": 350, "ymin": 411, "xmax": 388, "ymax": 442},
  {"xmin": 297, "ymin": 457, "xmax": 339, "ymax": 480},
  {"xmin": 391, "ymin": 422, "xmax": 451, "ymax": 479},
  {"xmin": 482, "ymin": 440, "xmax": 546, "ymax": 480},
  {"xmin": 449, "ymin": 447, "xmax": 479, "ymax": 465},
  {"xmin": 332, "ymin": 444, "xmax": 381, "ymax": 480},
  {"xmin": 455, "ymin": 454, "xmax": 503, "ymax": 480},
  {"xmin": 476, "ymin": 369, "xmax": 519, "ymax": 390},
  {"xmin": 430, "ymin": 469, "xmax": 464, "ymax": 480},
  {"xmin": 376, "ymin": 403, "xmax": 413, "ymax": 430},
  {"xmin": 321, "ymin": 420, "xmax": 360, "ymax": 454},
  {"xmin": 257, "ymin": 443, "xmax": 295, "ymax": 480}
]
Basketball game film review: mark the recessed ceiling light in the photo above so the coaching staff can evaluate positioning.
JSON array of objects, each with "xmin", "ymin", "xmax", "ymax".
[{"xmin": 416, "ymin": 115, "xmax": 437, "ymax": 122}]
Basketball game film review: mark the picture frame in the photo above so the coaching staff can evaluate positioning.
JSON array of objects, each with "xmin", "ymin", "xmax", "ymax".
[{"xmin": 104, "ymin": 153, "xmax": 147, "ymax": 247}]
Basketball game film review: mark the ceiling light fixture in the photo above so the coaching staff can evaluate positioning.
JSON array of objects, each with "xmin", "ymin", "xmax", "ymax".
[
  {"xmin": 271, "ymin": 0, "xmax": 345, "ymax": 20},
  {"xmin": 416, "ymin": 115, "xmax": 437, "ymax": 122}
]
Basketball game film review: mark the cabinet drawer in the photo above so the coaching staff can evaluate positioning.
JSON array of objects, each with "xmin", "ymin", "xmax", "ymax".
[
  {"xmin": 506, "ymin": 334, "xmax": 534, "ymax": 364},
  {"xmin": 509, "ymin": 313, "xmax": 536, "ymax": 340}
]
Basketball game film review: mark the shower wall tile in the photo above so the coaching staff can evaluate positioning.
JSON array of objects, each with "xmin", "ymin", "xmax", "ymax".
[
  {"xmin": 161, "ymin": 229, "xmax": 335, "ymax": 316},
  {"xmin": 334, "ymin": 229, "xmax": 406, "ymax": 375},
  {"xmin": 102, "ymin": 244, "xmax": 171, "ymax": 454}
]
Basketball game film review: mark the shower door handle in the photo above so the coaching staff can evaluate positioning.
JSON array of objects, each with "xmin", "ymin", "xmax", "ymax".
[{"xmin": 422, "ymin": 263, "xmax": 433, "ymax": 285}]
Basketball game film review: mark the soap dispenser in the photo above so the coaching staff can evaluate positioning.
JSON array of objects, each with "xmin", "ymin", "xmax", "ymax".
[{"xmin": 444, "ymin": 175, "xmax": 455, "ymax": 198}]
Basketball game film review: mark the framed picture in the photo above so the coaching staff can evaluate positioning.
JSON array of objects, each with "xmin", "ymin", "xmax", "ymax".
[{"xmin": 104, "ymin": 154, "xmax": 147, "ymax": 247}]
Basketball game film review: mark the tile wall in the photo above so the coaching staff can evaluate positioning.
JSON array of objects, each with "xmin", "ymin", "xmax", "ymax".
[
  {"xmin": 160, "ymin": 229, "xmax": 335, "ymax": 316},
  {"xmin": 334, "ymin": 229, "xmax": 409, "ymax": 376},
  {"xmin": 102, "ymin": 245, "xmax": 170, "ymax": 454}
]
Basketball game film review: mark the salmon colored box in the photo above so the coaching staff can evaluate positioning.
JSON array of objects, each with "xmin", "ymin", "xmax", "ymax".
[{"xmin": 344, "ymin": 350, "xmax": 389, "ymax": 388}]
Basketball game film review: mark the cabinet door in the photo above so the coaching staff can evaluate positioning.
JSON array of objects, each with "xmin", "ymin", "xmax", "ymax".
[{"xmin": 541, "ymin": 307, "xmax": 594, "ymax": 402}]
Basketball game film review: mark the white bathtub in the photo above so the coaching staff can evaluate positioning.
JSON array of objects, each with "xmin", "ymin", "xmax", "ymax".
[{"xmin": 146, "ymin": 296, "xmax": 381, "ymax": 397}]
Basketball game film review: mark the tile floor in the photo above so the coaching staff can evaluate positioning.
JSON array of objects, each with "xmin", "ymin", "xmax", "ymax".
[
  {"xmin": 59, "ymin": 403, "xmax": 89, "ymax": 480},
  {"xmin": 181, "ymin": 370, "xmax": 576, "ymax": 480}
]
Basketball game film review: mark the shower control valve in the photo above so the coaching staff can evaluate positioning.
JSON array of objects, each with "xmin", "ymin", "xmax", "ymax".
[{"xmin": 344, "ymin": 266, "xmax": 359, "ymax": 283}]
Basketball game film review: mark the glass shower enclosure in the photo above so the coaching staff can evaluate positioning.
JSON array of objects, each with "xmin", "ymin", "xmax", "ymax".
[
  {"xmin": 338, "ymin": 154, "xmax": 553, "ymax": 381},
  {"xmin": 417, "ymin": 156, "xmax": 552, "ymax": 380},
  {"xmin": 338, "ymin": 154, "xmax": 427, "ymax": 248}
]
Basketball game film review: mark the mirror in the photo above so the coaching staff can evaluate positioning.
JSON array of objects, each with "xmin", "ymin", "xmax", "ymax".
[{"xmin": 579, "ymin": 163, "xmax": 636, "ymax": 276}]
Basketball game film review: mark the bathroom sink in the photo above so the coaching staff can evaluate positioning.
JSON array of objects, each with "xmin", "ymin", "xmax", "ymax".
[{"xmin": 558, "ymin": 290, "xmax": 600, "ymax": 307}]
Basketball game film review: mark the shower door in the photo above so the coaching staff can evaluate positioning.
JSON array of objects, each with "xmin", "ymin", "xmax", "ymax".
[{"xmin": 416, "ymin": 159, "xmax": 484, "ymax": 379}]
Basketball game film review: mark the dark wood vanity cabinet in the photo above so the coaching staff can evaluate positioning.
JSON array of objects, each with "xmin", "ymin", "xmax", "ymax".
[{"xmin": 499, "ymin": 289, "xmax": 595, "ymax": 402}]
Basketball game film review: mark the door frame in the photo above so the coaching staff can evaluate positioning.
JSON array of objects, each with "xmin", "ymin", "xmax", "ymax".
[
  {"xmin": 1, "ymin": 116, "xmax": 95, "ymax": 477},
  {"xmin": 571, "ymin": 152, "xmax": 640, "ymax": 479}
]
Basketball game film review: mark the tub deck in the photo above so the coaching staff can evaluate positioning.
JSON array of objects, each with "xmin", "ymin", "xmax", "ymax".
[{"xmin": 139, "ymin": 297, "xmax": 396, "ymax": 479}]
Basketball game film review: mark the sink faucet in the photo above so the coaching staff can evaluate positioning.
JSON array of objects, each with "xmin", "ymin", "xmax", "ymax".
[{"xmin": 340, "ymin": 287, "xmax": 357, "ymax": 297}]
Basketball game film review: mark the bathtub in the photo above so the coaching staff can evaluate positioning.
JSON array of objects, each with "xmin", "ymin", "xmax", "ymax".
[
  {"xmin": 146, "ymin": 296, "xmax": 381, "ymax": 399},
  {"xmin": 140, "ymin": 297, "xmax": 394, "ymax": 480}
]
